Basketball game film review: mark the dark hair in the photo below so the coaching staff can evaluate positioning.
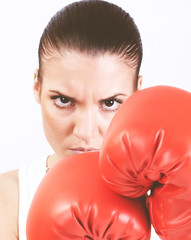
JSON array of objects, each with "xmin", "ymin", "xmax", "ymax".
[{"xmin": 38, "ymin": 0, "xmax": 142, "ymax": 80}]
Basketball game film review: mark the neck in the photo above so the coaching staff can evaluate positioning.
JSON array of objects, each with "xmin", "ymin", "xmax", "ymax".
[{"xmin": 46, "ymin": 154, "xmax": 61, "ymax": 169}]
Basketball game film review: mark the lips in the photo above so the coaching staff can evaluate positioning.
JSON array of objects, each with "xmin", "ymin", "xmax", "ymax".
[{"xmin": 69, "ymin": 148, "xmax": 100, "ymax": 155}]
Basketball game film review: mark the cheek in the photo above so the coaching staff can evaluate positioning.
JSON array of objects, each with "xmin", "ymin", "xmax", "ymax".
[
  {"xmin": 41, "ymin": 103, "xmax": 72, "ymax": 140},
  {"xmin": 100, "ymin": 112, "xmax": 117, "ymax": 136}
]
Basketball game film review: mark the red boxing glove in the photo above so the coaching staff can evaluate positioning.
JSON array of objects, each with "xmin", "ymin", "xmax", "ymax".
[
  {"xmin": 99, "ymin": 86, "xmax": 191, "ymax": 239},
  {"xmin": 26, "ymin": 152, "xmax": 150, "ymax": 240}
]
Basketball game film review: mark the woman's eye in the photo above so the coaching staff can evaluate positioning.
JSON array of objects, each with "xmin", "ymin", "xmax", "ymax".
[
  {"xmin": 101, "ymin": 99, "xmax": 122, "ymax": 111},
  {"xmin": 51, "ymin": 96, "xmax": 74, "ymax": 108}
]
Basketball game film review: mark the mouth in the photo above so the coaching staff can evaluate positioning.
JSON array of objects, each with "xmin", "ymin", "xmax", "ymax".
[{"xmin": 69, "ymin": 148, "xmax": 100, "ymax": 155}]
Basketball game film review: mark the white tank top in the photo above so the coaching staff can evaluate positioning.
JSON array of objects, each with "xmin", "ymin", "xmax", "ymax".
[{"xmin": 18, "ymin": 157, "xmax": 48, "ymax": 240}]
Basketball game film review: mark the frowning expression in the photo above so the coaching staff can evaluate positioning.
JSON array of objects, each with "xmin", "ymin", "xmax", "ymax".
[{"xmin": 34, "ymin": 50, "xmax": 141, "ymax": 159}]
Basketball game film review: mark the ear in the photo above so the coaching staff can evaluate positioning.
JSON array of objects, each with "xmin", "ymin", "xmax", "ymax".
[
  {"xmin": 33, "ymin": 69, "xmax": 41, "ymax": 104},
  {"xmin": 137, "ymin": 75, "xmax": 143, "ymax": 91}
]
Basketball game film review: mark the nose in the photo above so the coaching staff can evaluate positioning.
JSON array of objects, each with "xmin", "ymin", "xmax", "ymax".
[{"xmin": 73, "ymin": 108, "xmax": 99, "ymax": 143}]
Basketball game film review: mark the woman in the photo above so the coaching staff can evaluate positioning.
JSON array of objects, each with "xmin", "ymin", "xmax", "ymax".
[{"xmin": 0, "ymin": 0, "xmax": 144, "ymax": 239}]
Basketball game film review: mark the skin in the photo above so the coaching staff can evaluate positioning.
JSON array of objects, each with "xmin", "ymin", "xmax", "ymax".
[
  {"xmin": 34, "ymin": 50, "xmax": 142, "ymax": 168},
  {"xmin": 0, "ymin": 50, "xmax": 142, "ymax": 239},
  {"xmin": 0, "ymin": 170, "xmax": 19, "ymax": 240}
]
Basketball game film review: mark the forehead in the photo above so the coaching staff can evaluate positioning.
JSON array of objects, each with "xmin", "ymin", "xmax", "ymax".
[
  {"xmin": 41, "ymin": 50, "xmax": 137, "ymax": 93},
  {"xmin": 42, "ymin": 50, "xmax": 136, "ymax": 75}
]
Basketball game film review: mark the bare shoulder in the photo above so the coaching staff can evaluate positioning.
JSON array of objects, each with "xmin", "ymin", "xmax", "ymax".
[{"xmin": 0, "ymin": 170, "xmax": 19, "ymax": 240}]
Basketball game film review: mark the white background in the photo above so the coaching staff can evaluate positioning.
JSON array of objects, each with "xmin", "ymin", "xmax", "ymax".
[{"xmin": 0, "ymin": 0, "xmax": 191, "ymax": 173}]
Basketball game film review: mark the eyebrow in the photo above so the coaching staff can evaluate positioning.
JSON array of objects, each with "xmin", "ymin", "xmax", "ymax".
[
  {"xmin": 49, "ymin": 90, "xmax": 76, "ymax": 101},
  {"xmin": 49, "ymin": 90, "xmax": 127, "ymax": 101},
  {"xmin": 100, "ymin": 93, "xmax": 127, "ymax": 102}
]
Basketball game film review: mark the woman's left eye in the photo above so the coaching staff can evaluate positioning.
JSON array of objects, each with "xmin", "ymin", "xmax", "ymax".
[
  {"xmin": 51, "ymin": 95, "xmax": 74, "ymax": 108},
  {"xmin": 101, "ymin": 98, "xmax": 123, "ymax": 111}
]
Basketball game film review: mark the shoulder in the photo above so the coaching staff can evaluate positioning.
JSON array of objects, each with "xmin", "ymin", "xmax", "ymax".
[{"xmin": 0, "ymin": 169, "xmax": 19, "ymax": 239}]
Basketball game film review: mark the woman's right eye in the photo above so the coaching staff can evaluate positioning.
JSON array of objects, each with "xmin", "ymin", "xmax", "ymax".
[{"xmin": 51, "ymin": 95, "xmax": 75, "ymax": 108}]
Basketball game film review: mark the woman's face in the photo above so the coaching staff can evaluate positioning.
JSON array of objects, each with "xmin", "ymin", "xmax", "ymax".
[{"xmin": 34, "ymin": 50, "xmax": 142, "ymax": 159}]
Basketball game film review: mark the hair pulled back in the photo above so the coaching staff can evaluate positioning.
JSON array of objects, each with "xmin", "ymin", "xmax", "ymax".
[{"xmin": 38, "ymin": 0, "xmax": 142, "ymax": 79}]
